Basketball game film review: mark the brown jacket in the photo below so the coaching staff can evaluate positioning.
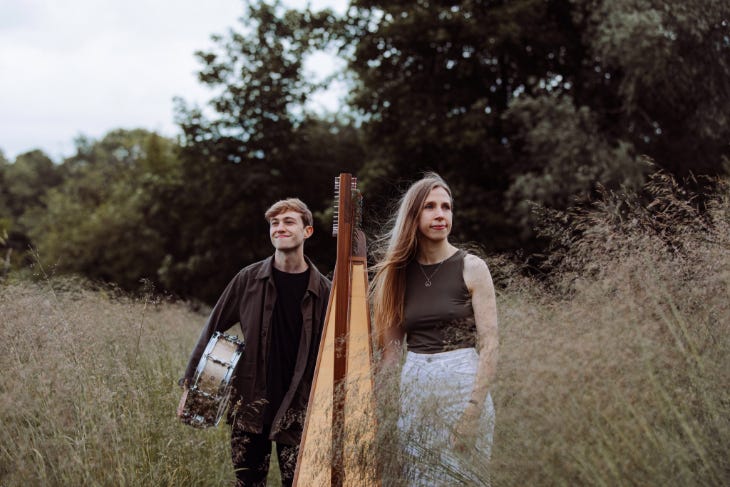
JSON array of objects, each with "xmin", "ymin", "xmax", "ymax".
[{"xmin": 183, "ymin": 255, "xmax": 331, "ymax": 445}]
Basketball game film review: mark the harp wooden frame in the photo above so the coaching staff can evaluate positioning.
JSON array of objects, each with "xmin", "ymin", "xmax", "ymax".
[{"xmin": 293, "ymin": 174, "xmax": 380, "ymax": 487}]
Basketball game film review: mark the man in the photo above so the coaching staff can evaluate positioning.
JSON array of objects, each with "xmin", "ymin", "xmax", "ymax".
[{"xmin": 180, "ymin": 198, "xmax": 331, "ymax": 486}]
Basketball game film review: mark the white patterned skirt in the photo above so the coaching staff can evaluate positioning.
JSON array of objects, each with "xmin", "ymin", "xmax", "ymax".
[{"xmin": 397, "ymin": 347, "xmax": 495, "ymax": 486}]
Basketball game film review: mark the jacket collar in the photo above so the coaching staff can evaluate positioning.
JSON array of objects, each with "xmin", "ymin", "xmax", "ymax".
[{"xmin": 254, "ymin": 255, "xmax": 323, "ymax": 298}]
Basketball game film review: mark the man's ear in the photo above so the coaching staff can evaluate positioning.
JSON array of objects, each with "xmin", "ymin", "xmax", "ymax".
[{"xmin": 303, "ymin": 225, "xmax": 314, "ymax": 239}]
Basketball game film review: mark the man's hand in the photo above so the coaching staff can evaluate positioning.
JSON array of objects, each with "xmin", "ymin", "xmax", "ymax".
[{"xmin": 176, "ymin": 378, "xmax": 190, "ymax": 419}]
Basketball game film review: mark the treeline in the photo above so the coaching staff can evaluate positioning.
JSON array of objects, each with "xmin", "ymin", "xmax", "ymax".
[{"xmin": 1, "ymin": 0, "xmax": 728, "ymax": 303}]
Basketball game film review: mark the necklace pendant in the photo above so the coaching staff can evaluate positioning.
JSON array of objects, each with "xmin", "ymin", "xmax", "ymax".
[{"xmin": 418, "ymin": 259, "xmax": 444, "ymax": 288}]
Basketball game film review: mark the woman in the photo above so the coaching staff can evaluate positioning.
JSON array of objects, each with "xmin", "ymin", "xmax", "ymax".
[{"xmin": 370, "ymin": 173, "xmax": 498, "ymax": 486}]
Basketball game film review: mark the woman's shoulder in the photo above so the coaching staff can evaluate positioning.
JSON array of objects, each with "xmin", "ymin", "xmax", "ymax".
[
  {"xmin": 462, "ymin": 251, "xmax": 488, "ymax": 270},
  {"xmin": 462, "ymin": 252, "xmax": 492, "ymax": 287}
]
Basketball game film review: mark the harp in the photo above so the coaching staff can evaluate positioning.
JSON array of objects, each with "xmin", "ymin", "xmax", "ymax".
[{"xmin": 293, "ymin": 174, "xmax": 380, "ymax": 486}]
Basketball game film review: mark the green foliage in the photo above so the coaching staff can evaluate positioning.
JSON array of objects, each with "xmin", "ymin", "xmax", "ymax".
[
  {"xmin": 0, "ymin": 150, "xmax": 10, "ymax": 219},
  {"xmin": 343, "ymin": 0, "xmax": 543, "ymax": 246},
  {"xmin": 4, "ymin": 0, "xmax": 728, "ymax": 298},
  {"xmin": 342, "ymin": 0, "xmax": 603, "ymax": 246},
  {"xmin": 504, "ymin": 94, "xmax": 646, "ymax": 233},
  {"xmin": 1, "ymin": 150, "xmax": 62, "ymax": 233},
  {"xmin": 580, "ymin": 0, "xmax": 730, "ymax": 175},
  {"xmin": 169, "ymin": 1, "xmax": 366, "ymax": 302},
  {"xmin": 29, "ymin": 130, "xmax": 179, "ymax": 291},
  {"xmin": 0, "ymin": 149, "xmax": 62, "ymax": 271},
  {"xmin": 341, "ymin": 0, "xmax": 729, "ymax": 246}
]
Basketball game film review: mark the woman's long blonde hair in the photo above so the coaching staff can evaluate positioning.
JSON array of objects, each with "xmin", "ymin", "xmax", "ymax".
[{"xmin": 369, "ymin": 172, "xmax": 453, "ymax": 349}]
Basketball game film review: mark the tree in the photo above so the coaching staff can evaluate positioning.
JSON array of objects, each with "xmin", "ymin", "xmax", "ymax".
[
  {"xmin": 0, "ymin": 150, "xmax": 13, "ymax": 270},
  {"xmin": 503, "ymin": 94, "xmax": 645, "ymax": 235},
  {"xmin": 341, "ymin": 0, "xmax": 594, "ymax": 247},
  {"xmin": 502, "ymin": 0, "xmax": 729, "ymax": 230},
  {"xmin": 169, "ymin": 0, "xmax": 365, "ymax": 302},
  {"xmin": 0, "ymin": 150, "xmax": 11, "ymax": 232},
  {"xmin": 0, "ymin": 149, "xmax": 63, "ymax": 269},
  {"xmin": 29, "ymin": 130, "xmax": 178, "ymax": 291},
  {"xmin": 340, "ymin": 0, "xmax": 729, "ymax": 246},
  {"xmin": 578, "ymin": 0, "xmax": 730, "ymax": 175},
  {"xmin": 3, "ymin": 150, "xmax": 62, "ymax": 231}
]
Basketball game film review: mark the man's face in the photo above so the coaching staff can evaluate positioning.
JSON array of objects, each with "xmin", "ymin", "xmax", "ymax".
[{"xmin": 269, "ymin": 210, "xmax": 313, "ymax": 251}]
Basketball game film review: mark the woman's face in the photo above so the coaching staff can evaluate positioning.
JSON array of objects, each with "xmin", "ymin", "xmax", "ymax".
[{"xmin": 417, "ymin": 186, "xmax": 452, "ymax": 242}]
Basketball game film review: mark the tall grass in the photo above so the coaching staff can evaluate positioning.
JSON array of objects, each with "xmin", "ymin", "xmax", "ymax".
[
  {"xmin": 488, "ymin": 174, "xmax": 730, "ymax": 486},
  {"xmin": 0, "ymin": 279, "xmax": 234, "ymax": 486},
  {"xmin": 1, "ymin": 173, "xmax": 728, "ymax": 486}
]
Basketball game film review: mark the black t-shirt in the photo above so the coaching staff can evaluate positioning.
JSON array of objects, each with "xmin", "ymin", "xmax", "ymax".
[{"xmin": 264, "ymin": 266, "xmax": 310, "ymax": 424}]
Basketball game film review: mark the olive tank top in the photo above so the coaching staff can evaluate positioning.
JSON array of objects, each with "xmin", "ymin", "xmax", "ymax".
[{"xmin": 402, "ymin": 250, "xmax": 477, "ymax": 353}]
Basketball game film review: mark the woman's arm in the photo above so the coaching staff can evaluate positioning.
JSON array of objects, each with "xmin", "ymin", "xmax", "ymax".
[
  {"xmin": 454, "ymin": 254, "xmax": 498, "ymax": 444},
  {"xmin": 374, "ymin": 322, "xmax": 405, "ymax": 417},
  {"xmin": 381, "ymin": 323, "xmax": 406, "ymax": 371}
]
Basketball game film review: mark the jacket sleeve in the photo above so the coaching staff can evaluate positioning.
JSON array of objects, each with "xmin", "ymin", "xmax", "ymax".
[
  {"xmin": 319, "ymin": 279, "xmax": 332, "ymax": 329},
  {"xmin": 312, "ymin": 277, "xmax": 332, "ymax": 350},
  {"xmin": 182, "ymin": 271, "xmax": 245, "ymax": 380},
  {"xmin": 295, "ymin": 277, "xmax": 332, "ymax": 412}
]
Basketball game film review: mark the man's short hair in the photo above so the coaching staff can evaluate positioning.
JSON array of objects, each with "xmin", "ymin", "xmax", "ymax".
[{"xmin": 265, "ymin": 198, "xmax": 313, "ymax": 227}]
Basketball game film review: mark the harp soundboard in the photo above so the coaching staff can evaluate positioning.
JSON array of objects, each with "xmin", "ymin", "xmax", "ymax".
[{"xmin": 293, "ymin": 173, "xmax": 380, "ymax": 486}]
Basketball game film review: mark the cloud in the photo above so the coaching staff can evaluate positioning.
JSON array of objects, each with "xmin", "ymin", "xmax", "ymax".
[
  {"xmin": 0, "ymin": 0, "xmax": 348, "ymax": 161},
  {"xmin": 0, "ymin": 1, "xmax": 241, "ymax": 160}
]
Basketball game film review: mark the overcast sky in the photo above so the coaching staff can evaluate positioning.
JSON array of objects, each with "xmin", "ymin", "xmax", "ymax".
[{"xmin": 0, "ymin": 0, "xmax": 347, "ymax": 162}]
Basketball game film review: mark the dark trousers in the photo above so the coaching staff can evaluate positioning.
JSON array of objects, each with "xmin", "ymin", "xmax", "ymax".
[{"xmin": 231, "ymin": 422, "xmax": 299, "ymax": 487}]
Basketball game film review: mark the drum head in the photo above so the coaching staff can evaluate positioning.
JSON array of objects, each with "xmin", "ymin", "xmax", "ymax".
[{"xmin": 178, "ymin": 332, "xmax": 244, "ymax": 428}]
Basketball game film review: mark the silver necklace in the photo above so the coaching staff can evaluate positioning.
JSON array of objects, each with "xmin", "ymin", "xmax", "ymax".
[{"xmin": 418, "ymin": 260, "xmax": 445, "ymax": 287}]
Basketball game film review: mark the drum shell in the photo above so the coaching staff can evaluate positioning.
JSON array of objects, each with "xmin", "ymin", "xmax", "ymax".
[
  {"xmin": 178, "ymin": 332, "xmax": 244, "ymax": 428},
  {"xmin": 196, "ymin": 338, "xmax": 241, "ymax": 395}
]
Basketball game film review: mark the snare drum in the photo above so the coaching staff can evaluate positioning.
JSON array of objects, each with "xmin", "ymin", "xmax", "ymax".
[{"xmin": 178, "ymin": 332, "xmax": 245, "ymax": 428}]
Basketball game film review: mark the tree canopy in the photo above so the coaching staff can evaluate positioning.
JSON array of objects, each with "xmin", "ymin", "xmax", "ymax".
[
  {"xmin": 343, "ymin": 0, "xmax": 729, "ymax": 244},
  {"xmin": 1, "ymin": 0, "xmax": 727, "ymax": 301}
]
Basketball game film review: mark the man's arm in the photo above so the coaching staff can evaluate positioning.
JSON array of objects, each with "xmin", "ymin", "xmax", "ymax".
[{"xmin": 181, "ymin": 272, "xmax": 245, "ymax": 383}]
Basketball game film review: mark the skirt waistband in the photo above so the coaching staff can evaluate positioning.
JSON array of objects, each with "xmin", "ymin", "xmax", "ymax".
[{"xmin": 405, "ymin": 347, "xmax": 477, "ymax": 365}]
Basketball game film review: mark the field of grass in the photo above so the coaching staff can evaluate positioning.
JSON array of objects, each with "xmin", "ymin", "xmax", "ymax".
[
  {"xmin": 486, "ymin": 175, "xmax": 730, "ymax": 486},
  {"xmin": 1, "ymin": 175, "xmax": 728, "ymax": 486},
  {"xmin": 0, "ymin": 279, "xmax": 236, "ymax": 486}
]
